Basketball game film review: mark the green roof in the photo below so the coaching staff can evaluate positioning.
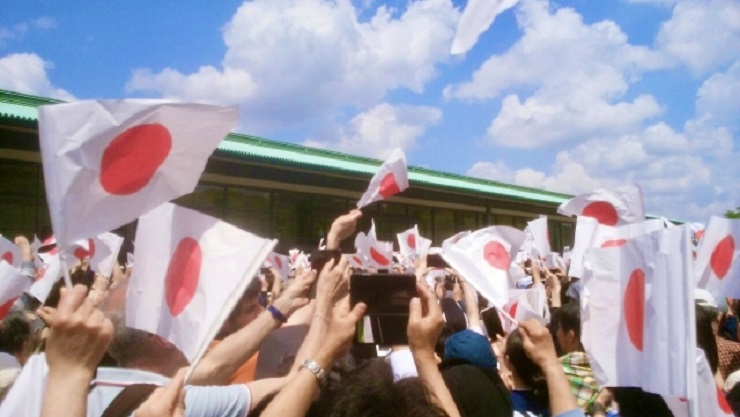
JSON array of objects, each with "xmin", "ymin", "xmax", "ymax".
[{"xmin": 0, "ymin": 89, "xmax": 572, "ymax": 206}]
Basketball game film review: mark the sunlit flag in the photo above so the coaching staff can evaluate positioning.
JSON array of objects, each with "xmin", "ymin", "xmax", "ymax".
[
  {"xmin": 126, "ymin": 202, "xmax": 276, "ymax": 363},
  {"xmin": 696, "ymin": 216, "xmax": 739, "ymax": 298},
  {"xmin": 38, "ymin": 100, "xmax": 238, "ymax": 248},
  {"xmin": 558, "ymin": 184, "xmax": 645, "ymax": 226},
  {"xmin": 0, "ymin": 237, "xmax": 21, "ymax": 269},
  {"xmin": 0, "ymin": 261, "xmax": 29, "ymax": 319},
  {"xmin": 357, "ymin": 149, "xmax": 409, "ymax": 208},
  {"xmin": 72, "ymin": 232, "xmax": 124, "ymax": 277}
]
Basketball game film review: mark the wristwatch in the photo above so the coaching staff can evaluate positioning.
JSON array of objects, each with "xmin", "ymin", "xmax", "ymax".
[{"xmin": 301, "ymin": 359, "xmax": 328, "ymax": 388}]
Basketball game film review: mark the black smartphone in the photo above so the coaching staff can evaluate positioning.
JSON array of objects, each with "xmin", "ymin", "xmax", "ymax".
[
  {"xmin": 350, "ymin": 273, "xmax": 416, "ymax": 346},
  {"xmin": 427, "ymin": 253, "xmax": 449, "ymax": 269}
]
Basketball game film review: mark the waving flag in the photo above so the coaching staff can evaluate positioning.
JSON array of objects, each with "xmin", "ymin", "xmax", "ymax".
[
  {"xmin": 356, "ymin": 149, "xmax": 409, "ymax": 208},
  {"xmin": 526, "ymin": 216, "xmax": 551, "ymax": 260},
  {"xmin": 581, "ymin": 225, "xmax": 694, "ymax": 397},
  {"xmin": 501, "ymin": 284, "xmax": 550, "ymax": 332},
  {"xmin": 558, "ymin": 184, "xmax": 645, "ymax": 226},
  {"xmin": 569, "ymin": 217, "xmax": 664, "ymax": 278},
  {"xmin": 38, "ymin": 100, "xmax": 238, "ymax": 248},
  {"xmin": 126, "ymin": 202, "xmax": 276, "ymax": 362},
  {"xmin": 0, "ymin": 261, "xmax": 29, "ymax": 318},
  {"xmin": 264, "ymin": 252, "xmax": 290, "ymax": 282},
  {"xmin": 442, "ymin": 230, "xmax": 471, "ymax": 248},
  {"xmin": 397, "ymin": 225, "xmax": 432, "ymax": 259},
  {"xmin": 347, "ymin": 252, "xmax": 368, "ymax": 270},
  {"xmin": 450, "ymin": 0, "xmax": 519, "ymax": 54},
  {"xmin": 0, "ymin": 237, "xmax": 21, "ymax": 269},
  {"xmin": 73, "ymin": 232, "xmax": 124, "ymax": 277},
  {"xmin": 696, "ymin": 216, "xmax": 740, "ymax": 298},
  {"xmin": 441, "ymin": 226, "xmax": 526, "ymax": 308},
  {"xmin": 28, "ymin": 253, "xmax": 62, "ymax": 303}
]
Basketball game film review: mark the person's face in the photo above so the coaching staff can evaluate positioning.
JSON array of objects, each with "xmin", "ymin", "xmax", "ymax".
[{"xmin": 555, "ymin": 324, "xmax": 573, "ymax": 354}]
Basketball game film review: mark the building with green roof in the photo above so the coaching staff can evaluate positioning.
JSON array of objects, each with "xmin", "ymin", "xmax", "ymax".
[{"xmin": 0, "ymin": 88, "xmax": 576, "ymax": 252}]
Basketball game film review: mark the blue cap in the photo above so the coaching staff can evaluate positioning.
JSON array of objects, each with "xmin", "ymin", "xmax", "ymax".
[{"xmin": 444, "ymin": 329, "xmax": 497, "ymax": 369}]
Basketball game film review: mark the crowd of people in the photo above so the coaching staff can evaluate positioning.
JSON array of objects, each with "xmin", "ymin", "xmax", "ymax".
[{"xmin": 0, "ymin": 209, "xmax": 739, "ymax": 417}]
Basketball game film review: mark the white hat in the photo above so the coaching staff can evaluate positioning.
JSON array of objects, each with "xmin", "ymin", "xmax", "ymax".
[{"xmin": 695, "ymin": 288, "xmax": 718, "ymax": 308}]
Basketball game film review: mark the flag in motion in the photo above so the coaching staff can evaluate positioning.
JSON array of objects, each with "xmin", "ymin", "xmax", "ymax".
[
  {"xmin": 558, "ymin": 184, "xmax": 645, "ymax": 226},
  {"xmin": 357, "ymin": 149, "xmax": 409, "ymax": 208}
]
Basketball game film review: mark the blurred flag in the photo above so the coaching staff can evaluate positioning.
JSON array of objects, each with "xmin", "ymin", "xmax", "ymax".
[
  {"xmin": 73, "ymin": 232, "xmax": 124, "ymax": 277},
  {"xmin": 558, "ymin": 184, "xmax": 645, "ymax": 226},
  {"xmin": 357, "ymin": 149, "xmax": 408, "ymax": 208},
  {"xmin": 0, "ymin": 261, "xmax": 29, "ymax": 319},
  {"xmin": 0, "ymin": 237, "xmax": 21, "ymax": 269},
  {"xmin": 696, "ymin": 216, "xmax": 739, "ymax": 298},
  {"xmin": 526, "ymin": 215, "xmax": 551, "ymax": 260}
]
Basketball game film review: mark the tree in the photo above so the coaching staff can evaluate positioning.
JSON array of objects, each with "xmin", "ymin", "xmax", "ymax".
[{"xmin": 725, "ymin": 206, "xmax": 740, "ymax": 219}]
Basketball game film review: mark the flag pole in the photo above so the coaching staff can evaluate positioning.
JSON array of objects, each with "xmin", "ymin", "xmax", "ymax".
[{"xmin": 60, "ymin": 249, "xmax": 74, "ymax": 289}]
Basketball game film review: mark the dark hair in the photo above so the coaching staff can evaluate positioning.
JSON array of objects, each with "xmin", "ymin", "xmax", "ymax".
[
  {"xmin": 43, "ymin": 267, "xmax": 94, "ymax": 308},
  {"xmin": 696, "ymin": 304, "xmax": 719, "ymax": 374},
  {"xmin": 312, "ymin": 358, "xmax": 446, "ymax": 417},
  {"xmin": 481, "ymin": 307, "xmax": 505, "ymax": 339},
  {"xmin": 612, "ymin": 387, "xmax": 673, "ymax": 417},
  {"xmin": 505, "ymin": 328, "xmax": 549, "ymax": 411},
  {"xmin": 435, "ymin": 324, "xmax": 455, "ymax": 360},
  {"xmin": 553, "ymin": 301, "xmax": 581, "ymax": 340},
  {"xmin": 0, "ymin": 311, "xmax": 31, "ymax": 354}
]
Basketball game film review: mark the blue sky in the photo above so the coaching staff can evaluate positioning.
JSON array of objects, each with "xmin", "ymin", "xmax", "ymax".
[{"xmin": 1, "ymin": 0, "xmax": 738, "ymax": 222}]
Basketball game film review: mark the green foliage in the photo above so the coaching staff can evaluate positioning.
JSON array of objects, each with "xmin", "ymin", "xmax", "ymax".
[{"xmin": 725, "ymin": 206, "xmax": 740, "ymax": 219}]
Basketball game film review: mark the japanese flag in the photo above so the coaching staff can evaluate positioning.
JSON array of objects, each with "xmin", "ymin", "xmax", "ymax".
[
  {"xmin": 696, "ymin": 216, "xmax": 740, "ymax": 297},
  {"xmin": 558, "ymin": 184, "xmax": 645, "ymax": 226},
  {"xmin": 356, "ymin": 233, "xmax": 394, "ymax": 270},
  {"xmin": 264, "ymin": 252, "xmax": 290, "ymax": 282},
  {"xmin": 569, "ymin": 217, "xmax": 664, "ymax": 278},
  {"xmin": 690, "ymin": 222, "xmax": 706, "ymax": 246},
  {"xmin": 526, "ymin": 216, "xmax": 551, "ymax": 260},
  {"xmin": 28, "ymin": 253, "xmax": 62, "ymax": 303},
  {"xmin": 501, "ymin": 284, "xmax": 550, "ymax": 332},
  {"xmin": 0, "ymin": 261, "xmax": 29, "ymax": 319},
  {"xmin": 73, "ymin": 232, "xmax": 124, "ymax": 277},
  {"xmin": 0, "ymin": 237, "xmax": 21, "ymax": 268},
  {"xmin": 663, "ymin": 350, "xmax": 733, "ymax": 417},
  {"xmin": 126, "ymin": 202, "xmax": 276, "ymax": 363},
  {"xmin": 38, "ymin": 100, "xmax": 238, "ymax": 248},
  {"xmin": 442, "ymin": 231, "xmax": 471, "ymax": 248},
  {"xmin": 581, "ymin": 225, "xmax": 694, "ymax": 397},
  {"xmin": 397, "ymin": 225, "xmax": 432, "ymax": 259},
  {"xmin": 356, "ymin": 149, "xmax": 409, "ymax": 208},
  {"xmin": 347, "ymin": 253, "xmax": 368, "ymax": 270},
  {"xmin": 441, "ymin": 226, "xmax": 526, "ymax": 308},
  {"xmin": 450, "ymin": 0, "xmax": 519, "ymax": 54}
]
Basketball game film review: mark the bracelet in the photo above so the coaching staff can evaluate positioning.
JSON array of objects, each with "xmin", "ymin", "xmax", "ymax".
[
  {"xmin": 313, "ymin": 313, "xmax": 330, "ymax": 324},
  {"xmin": 267, "ymin": 305, "xmax": 287, "ymax": 323},
  {"xmin": 301, "ymin": 359, "xmax": 328, "ymax": 388}
]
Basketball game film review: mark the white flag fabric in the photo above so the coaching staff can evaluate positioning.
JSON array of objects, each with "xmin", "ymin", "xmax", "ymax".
[
  {"xmin": 264, "ymin": 252, "xmax": 290, "ymax": 282},
  {"xmin": 397, "ymin": 226, "xmax": 420, "ymax": 258},
  {"xmin": 347, "ymin": 253, "xmax": 368, "ymax": 270},
  {"xmin": 441, "ymin": 226, "xmax": 526, "ymax": 308},
  {"xmin": 73, "ymin": 232, "xmax": 124, "ymax": 277},
  {"xmin": 356, "ymin": 149, "xmax": 409, "ymax": 208},
  {"xmin": 28, "ymin": 253, "xmax": 62, "ymax": 303},
  {"xmin": 0, "ymin": 353, "xmax": 46, "ymax": 417},
  {"xmin": 558, "ymin": 184, "xmax": 645, "ymax": 226},
  {"xmin": 38, "ymin": 100, "xmax": 238, "ymax": 247},
  {"xmin": 501, "ymin": 284, "xmax": 549, "ymax": 332},
  {"xmin": 581, "ymin": 225, "xmax": 694, "ymax": 397},
  {"xmin": 0, "ymin": 261, "xmax": 29, "ymax": 318},
  {"xmin": 442, "ymin": 230, "xmax": 471, "ymax": 248},
  {"xmin": 450, "ymin": 0, "xmax": 519, "ymax": 54},
  {"xmin": 126, "ymin": 202, "xmax": 276, "ymax": 362},
  {"xmin": 569, "ymin": 217, "xmax": 664, "ymax": 278},
  {"xmin": 0, "ymin": 236, "xmax": 21, "ymax": 269},
  {"xmin": 355, "ymin": 233, "xmax": 394, "ymax": 270},
  {"xmin": 526, "ymin": 216, "xmax": 551, "ymax": 260},
  {"xmin": 696, "ymin": 216, "xmax": 740, "ymax": 298},
  {"xmin": 664, "ymin": 350, "xmax": 733, "ymax": 417}
]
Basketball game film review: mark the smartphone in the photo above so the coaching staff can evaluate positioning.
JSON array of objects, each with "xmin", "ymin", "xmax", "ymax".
[
  {"xmin": 427, "ymin": 254, "xmax": 449, "ymax": 269},
  {"xmin": 350, "ymin": 273, "xmax": 416, "ymax": 345}
]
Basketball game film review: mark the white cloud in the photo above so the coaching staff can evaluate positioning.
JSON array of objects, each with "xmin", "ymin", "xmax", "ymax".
[
  {"xmin": 0, "ymin": 53, "xmax": 74, "ymax": 100},
  {"xmin": 696, "ymin": 60, "xmax": 740, "ymax": 131},
  {"xmin": 0, "ymin": 17, "xmax": 57, "ymax": 48},
  {"xmin": 127, "ymin": 0, "xmax": 458, "ymax": 132},
  {"xmin": 444, "ymin": 0, "xmax": 668, "ymax": 148},
  {"xmin": 655, "ymin": 0, "xmax": 740, "ymax": 75},
  {"xmin": 304, "ymin": 102, "xmax": 441, "ymax": 158}
]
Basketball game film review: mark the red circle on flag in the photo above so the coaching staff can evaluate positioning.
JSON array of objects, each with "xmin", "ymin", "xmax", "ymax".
[
  {"xmin": 74, "ymin": 238, "xmax": 96, "ymax": 260},
  {"xmin": 407, "ymin": 234, "xmax": 416, "ymax": 249},
  {"xmin": 695, "ymin": 229, "xmax": 705, "ymax": 241},
  {"xmin": 718, "ymin": 384, "xmax": 732, "ymax": 414},
  {"xmin": 1, "ymin": 251, "xmax": 12, "ymax": 265},
  {"xmin": 483, "ymin": 241, "xmax": 510, "ymax": 270},
  {"xmin": 353, "ymin": 255, "xmax": 363, "ymax": 266},
  {"xmin": 624, "ymin": 268, "xmax": 645, "ymax": 352},
  {"xmin": 582, "ymin": 202, "xmax": 619, "ymax": 226},
  {"xmin": 370, "ymin": 247, "xmax": 390, "ymax": 266},
  {"xmin": 379, "ymin": 173, "xmax": 400, "ymax": 198},
  {"xmin": 165, "ymin": 237, "xmax": 202, "ymax": 317},
  {"xmin": 100, "ymin": 123, "xmax": 172, "ymax": 195},
  {"xmin": 601, "ymin": 239, "xmax": 627, "ymax": 248},
  {"xmin": 273, "ymin": 256, "xmax": 283, "ymax": 270},
  {"xmin": 710, "ymin": 235, "xmax": 735, "ymax": 279},
  {"xmin": 508, "ymin": 302, "xmax": 518, "ymax": 319},
  {"xmin": 0, "ymin": 297, "xmax": 18, "ymax": 320}
]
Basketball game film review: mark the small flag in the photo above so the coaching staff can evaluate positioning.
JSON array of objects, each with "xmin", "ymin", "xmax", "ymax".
[
  {"xmin": 558, "ymin": 184, "xmax": 645, "ymax": 226},
  {"xmin": 357, "ymin": 149, "xmax": 409, "ymax": 208}
]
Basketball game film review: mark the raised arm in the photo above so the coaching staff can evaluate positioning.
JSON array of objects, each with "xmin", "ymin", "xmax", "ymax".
[
  {"xmin": 189, "ymin": 270, "xmax": 315, "ymax": 385},
  {"xmin": 408, "ymin": 283, "xmax": 461, "ymax": 417},
  {"xmin": 40, "ymin": 285, "xmax": 114, "ymax": 417}
]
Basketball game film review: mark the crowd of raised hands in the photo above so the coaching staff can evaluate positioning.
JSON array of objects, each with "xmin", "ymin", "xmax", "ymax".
[{"xmin": 0, "ymin": 208, "xmax": 590, "ymax": 417}]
